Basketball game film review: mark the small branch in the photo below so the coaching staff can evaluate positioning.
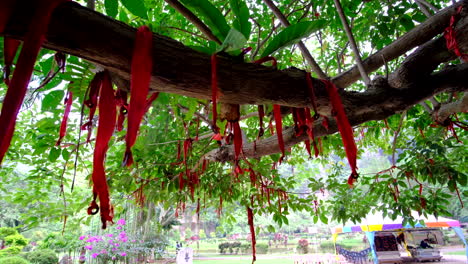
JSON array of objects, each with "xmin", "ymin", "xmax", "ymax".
[
  {"xmin": 163, "ymin": 26, "xmax": 210, "ymax": 41},
  {"xmin": 419, "ymin": 102, "xmax": 432, "ymax": 113},
  {"xmin": 262, "ymin": 0, "xmax": 327, "ymax": 79},
  {"xmin": 164, "ymin": 0, "xmax": 222, "ymax": 45},
  {"xmin": 333, "ymin": 0, "xmax": 371, "ymax": 85},
  {"xmin": 415, "ymin": 0, "xmax": 432, "ymax": 17},
  {"xmin": 433, "ymin": 93, "xmax": 468, "ymax": 123},
  {"xmin": 429, "ymin": 97, "xmax": 440, "ymax": 109},
  {"xmin": 392, "ymin": 112, "xmax": 406, "ymax": 166},
  {"xmin": 417, "ymin": 0, "xmax": 440, "ymax": 12},
  {"xmin": 86, "ymin": 0, "xmax": 95, "ymax": 10}
]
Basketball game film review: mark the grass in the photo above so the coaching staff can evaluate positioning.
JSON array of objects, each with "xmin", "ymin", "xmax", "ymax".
[
  {"xmin": 444, "ymin": 250, "xmax": 466, "ymax": 255},
  {"xmin": 194, "ymin": 259, "xmax": 294, "ymax": 264}
]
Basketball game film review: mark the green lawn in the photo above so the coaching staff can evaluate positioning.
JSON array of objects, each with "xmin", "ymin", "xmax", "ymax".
[
  {"xmin": 444, "ymin": 250, "xmax": 466, "ymax": 255},
  {"xmin": 194, "ymin": 259, "xmax": 294, "ymax": 264}
]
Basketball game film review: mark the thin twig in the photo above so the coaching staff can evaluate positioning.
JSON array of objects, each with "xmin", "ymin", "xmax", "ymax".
[
  {"xmin": 415, "ymin": 0, "xmax": 432, "ymax": 17},
  {"xmin": 262, "ymin": 0, "xmax": 327, "ymax": 79},
  {"xmin": 392, "ymin": 111, "xmax": 406, "ymax": 166},
  {"xmin": 419, "ymin": 102, "xmax": 432, "ymax": 113},
  {"xmin": 164, "ymin": 0, "xmax": 222, "ymax": 45},
  {"xmin": 333, "ymin": 0, "xmax": 371, "ymax": 85},
  {"xmin": 416, "ymin": 0, "xmax": 439, "ymax": 12},
  {"xmin": 163, "ymin": 26, "xmax": 210, "ymax": 41}
]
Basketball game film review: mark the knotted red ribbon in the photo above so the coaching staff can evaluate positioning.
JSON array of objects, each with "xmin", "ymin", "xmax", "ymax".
[
  {"xmin": 115, "ymin": 89, "xmax": 128, "ymax": 132},
  {"xmin": 322, "ymin": 80, "xmax": 358, "ymax": 186},
  {"xmin": 444, "ymin": 6, "xmax": 468, "ymax": 62},
  {"xmin": 124, "ymin": 25, "xmax": 153, "ymax": 166},
  {"xmin": 91, "ymin": 71, "xmax": 116, "ymax": 229},
  {"xmin": 0, "ymin": 0, "xmax": 66, "ymax": 164},
  {"xmin": 82, "ymin": 72, "xmax": 104, "ymax": 142}
]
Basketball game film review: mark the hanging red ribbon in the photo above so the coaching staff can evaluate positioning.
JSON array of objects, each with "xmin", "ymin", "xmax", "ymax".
[
  {"xmin": 257, "ymin": 105, "xmax": 265, "ymax": 138},
  {"xmin": 273, "ymin": 104, "xmax": 285, "ymax": 163},
  {"xmin": 124, "ymin": 25, "xmax": 153, "ymax": 166},
  {"xmin": 91, "ymin": 71, "xmax": 116, "ymax": 229},
  {"xmin": 0, "ymin": 0, "xmax": 65, "ymax": 164},
  {"xmin": 82, "ymin": 72, "xmax": 104, "ymax": 142},
  {"xmin": 211, "ymin": 54, "xmax": 220, "ymax": 135},
  {"xmin": 247, "ymin": 206, "xmax": 256, "ymax": 263},
  {"xmin": 322, "ymin": 80, "xmax": 358, "ymax": 186},
  {"xmin": 56, "ymin": 90, "xmax": 73, "ymax": 146}
]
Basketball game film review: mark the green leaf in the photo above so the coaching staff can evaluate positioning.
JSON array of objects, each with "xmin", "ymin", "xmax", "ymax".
[
  {"xmin": 48, "ymin": 147, "xmax": 61, "ymax": 162},
  {"xmin": 229, "ymin": 0, "xmax": 251, "ymax": 40},
  {"xmin": 319, "ymin": 213, "xmax": 329, "ymax": 224},
  {"xmin": 180, "ymin": 0, "xmax": 230, "ymax": 41},
  {"xmin": 399, "ymin": 14, "xmax": 414, "ymax": 32},
  {"xmin": 41, "ymin": 90, "xmax": 64, "ymax": 112},
  {"xmin": 120, "ymin": 0, "xmax": 147, "ymax": 19},
  {"xmin": 217, "ymin": 28, "xmax": 247, "ymax": 52},
  {"xmin": 105, "ymin": 0, "xmax": 119, "ymax": 18},
  {"xmin": 261, "ymin": 20, "xmax": 328, "ymax": 58}
]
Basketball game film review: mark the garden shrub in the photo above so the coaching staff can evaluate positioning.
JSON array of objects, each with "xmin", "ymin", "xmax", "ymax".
[
  {"xmin": 5, "ymin": 234, "xmax": 29, "ymax": 247},
  {"xmin": 0, "ymin": 246, "xmax": 22, "ymax": 258},
  {"xmin": 25, "ymin": 249, "xmax": 58, "ymax": 264},
  {"xmin": 256, "ymin": 243, "xmax": 268, "ymax": 254},
  {"xmin": 218, "ymin": 242, "xmax": 242, "ymax": 254},
  {"xmin": 0, "ymin": 256, "xmax": 31, "ymax": 264},
  {"xmin": 0, "ymin": 227, "xmax": 18, "ymax": 240},
  {"xmin": 319, "ymin": 240, "xmax": 336, "ymax": 252},
  {"xmin": 297, "ymin": 239, "xmax": 309, "ymax": 254}
]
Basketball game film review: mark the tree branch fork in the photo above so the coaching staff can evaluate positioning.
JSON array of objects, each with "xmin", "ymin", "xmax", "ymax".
[{"xmin": 1, "ymin": 0, "xmax": 467, "ymax": 162}]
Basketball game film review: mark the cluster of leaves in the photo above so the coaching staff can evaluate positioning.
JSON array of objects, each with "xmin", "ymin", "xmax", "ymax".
[{"xmin": 0, "ymin": 0, "xmax": 465, "ymax": 237}]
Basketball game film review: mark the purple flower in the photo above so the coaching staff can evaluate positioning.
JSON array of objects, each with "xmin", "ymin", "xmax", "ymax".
[
  {"xmin": 116, "ymin": 226, "xmax": 122, "ymax": 230},
  {"xmin": 120, "ymin": 252, "xmax": 127, "ymax": 257},
  {"xmin": 106, "ymin": 234, "xmax": 113, "ymax": 237},
  {"xmin": 85, "ymin": 245, "xmax": 93, "ymax": 250},
  {"xmin": 92, "ymin": 253, "xmax": 99, "ymax": 258},
  {"xmin": 112, "ymin": 256, "xmax": 116, "ymax": 260},
  {"xmin": 79, "ymin": 236, "xmax": 86, "ymax": 240},
  {"xmin": 117, "ymin": 219, "xmax": 126, "ymax": 225},
  {"xmin": 114, "ymin": 243, "xmax": 120, "ymax": 247},
  {"xmin": 112, "ymin": 247, "xmax": 117, "ymax": 251}
]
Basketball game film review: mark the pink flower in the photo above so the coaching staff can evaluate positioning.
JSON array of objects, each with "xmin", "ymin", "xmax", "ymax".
[
  {"xmin": 120, "ymin": 252, "xmax": 127, "ymax": 257},
  {"xmin": 106, "ymin": 234, "xmax": 113, "ymax": 237},
  {"xmin": 85, "ymin": 245, "xmax": 93, "ymax": 250},
  {"xmin": 116, "ymin": 226, "xmax": 122, "ymax": 230},
  {"xmin": 112, "ymin": 247, "xmax": 117, "ymax": 251},
  {"xmin": 112, "ymin": 256, "xmax": 116, "ymax": 260},
  {"xmin": 92, "ymin": 253, "xmax": 99, "ymax": 258},
  {"xmin": 117, "ymin": 219, "xmax": 126, "ymax": 225},
  {"xmin": 79, "ymin": 236, "xmax": 86, "ymax": 240}
]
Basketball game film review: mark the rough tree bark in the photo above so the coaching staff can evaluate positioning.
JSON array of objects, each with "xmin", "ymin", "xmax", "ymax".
[{"xmin": 1, "ymin": 0, "xmax": 467, "ymax": 162}]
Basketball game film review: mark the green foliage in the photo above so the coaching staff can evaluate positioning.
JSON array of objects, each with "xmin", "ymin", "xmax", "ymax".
[
  {"xmin": 120, "ymin": 0, "xmax": 148, "ymax": 19},
  {"xmin": 0, "ymin": 256, "xmax": 31, "ymax": 264},
  {"xmin": 260, "ymin": 20, "xmax": 328, "ymax": 58},
  {"xmin": 218, "ymin": 242, "xmax": 241, "ymax": 254},
  {"xmin": 24, "ymin": 249, "xmax": 58, "ymax": 264},
  {"xmin": 0, "ymin": 227, "xmax": 18, "ymax": 240},
  {"xmin": 5, "ymin": 234, "xmax": 28, "ymax": 247},
  {"xmin": 0, "ymin": 246, "xmax": 22, "ymax": 258},
  {"xmin": 229, "ymin": 0, "xmax": 251, "ymax": 39},
  {"xmin": 255, "ymin": 243, "xmax": 268, "ymax": 254},
  {"xmin": 180, "ymin": 0, "xmax": 231, "ymax": 41},
  {"xmin": 104, "ymin": 0, "xmax": 119, "ymax": 18}
]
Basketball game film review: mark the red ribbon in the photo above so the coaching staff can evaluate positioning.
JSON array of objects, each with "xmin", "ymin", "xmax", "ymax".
[
  {"xmin": 56, "ymin": 90, "xmax": 73, "ymax": 146},
  {"xmin": 273, "ymin": 104, "xmax": 285, "ymax": 163},
  {"xmin": 444, "ymin": 6, "xmax": 468, "ymax": 61},
  {"xmin": 0, "ymin": 0, "xmax": 65, "ymax": 164},
  {"xmin": 247, "ymin": 206, "xmax": 256, "ymax": 263},
  {"xmin": 82, "ymin": 72, "xmax": 104, "ymax": 142},
  {"xmin": 322, "ymin": 80, "xmax": 358, "ymax": 186},
  {"xmin": 115, "ymin": 89, "xmax": 128, "ymax": 132},
  {"xmin": 91, "ymin": 71, "xmax": 116, "ymax": 229},
  {"xmin": 124, "ymin": 26, "xmax": 153, "ymax": 166}
]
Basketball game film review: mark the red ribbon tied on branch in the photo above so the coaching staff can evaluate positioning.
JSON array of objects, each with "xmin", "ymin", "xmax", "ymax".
[
  {"xmin": 444, "ymin": 6, "xmax": 468, "ymax": 62},
  {"xmin": 322, "ymin": 80, "xmax": 358, "ymax": 186},
  {"xmin": 123, "ymin": 25, "xmax": 154, "ymax": 166}
]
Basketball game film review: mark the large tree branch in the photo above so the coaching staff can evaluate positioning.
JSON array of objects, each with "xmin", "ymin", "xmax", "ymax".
[
  {"xmin": 3, "ymin": 1, "xmax": 466, "ymax": 110},
  {"xmin": 205, "ymin": 63, "xmax": 468, "ymax": 162},
  {"xmin": 333, "ymin": 0, "xmax": 466, "ymax": 89}
]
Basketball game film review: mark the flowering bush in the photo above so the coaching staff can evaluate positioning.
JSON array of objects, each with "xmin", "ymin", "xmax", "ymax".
[
  {"xmin": 297, "ymin": 239, "xmax": 309, "ymax": 254},
  {"xmin": 79, "ymin": 219, "xmax": 167, "ymax": 263}
]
